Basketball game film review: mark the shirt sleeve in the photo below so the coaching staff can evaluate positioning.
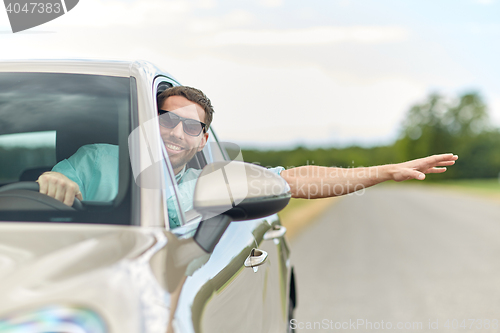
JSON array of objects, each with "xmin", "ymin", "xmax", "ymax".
[
  {"xmin": 51, "ymin": 144, "xmax": 119, "ymax": 201},
  {"xmin": 52, "ymin": 158, "xmax": 86, "ymax": 198},
  {"xmin": 268, "ymin": 166, "xmax": 285, "ymax": 176}
]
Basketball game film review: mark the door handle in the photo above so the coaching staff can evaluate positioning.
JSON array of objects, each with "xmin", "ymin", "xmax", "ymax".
[
  {"xmin": 244, "ymin": 248, "xmax": 268, "ymax": 268},
  {"xmin": 263, "ymin": 225, "xmax": 287, "ymax": 240}
]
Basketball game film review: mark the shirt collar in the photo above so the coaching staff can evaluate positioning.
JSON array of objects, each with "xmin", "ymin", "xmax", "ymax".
[{"xmin": 175, "ymin": 166, "xmax": 187, "ymax": 184}]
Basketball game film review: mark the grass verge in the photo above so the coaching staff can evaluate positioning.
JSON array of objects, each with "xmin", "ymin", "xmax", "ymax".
[
  {"xmin": 391, "ymin": 178, "xmax": 500, "ymax": 200},
  {"xmin": 278, "ymin": 197, "xmax": 337, "ymax": 240}
]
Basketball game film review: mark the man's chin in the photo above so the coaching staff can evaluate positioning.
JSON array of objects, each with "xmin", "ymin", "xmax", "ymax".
[
  {"xmin": 169, "ymin": 158, "xmax": 186, "ymax": 171},
  {"xmin": 168, "ymin": 151, "xmax": 197, "ymax": 173}
]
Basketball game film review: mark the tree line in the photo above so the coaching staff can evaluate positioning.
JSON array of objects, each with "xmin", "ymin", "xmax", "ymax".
[{"xmin": 242, "ymin": 92, "xmax": 500, "ymax": 180}]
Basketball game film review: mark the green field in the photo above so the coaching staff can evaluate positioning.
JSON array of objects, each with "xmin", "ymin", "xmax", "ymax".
[
  {"xmin": 413, "ymin": 178, "xmax": 500, "ymax": 195},
  {"xmin": 430, "ymin": 178, "xmax": 500, "ymax": 199}
]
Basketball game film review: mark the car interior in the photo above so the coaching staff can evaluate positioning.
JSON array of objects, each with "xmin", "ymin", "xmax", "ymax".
[
  {"xmin": 0, "ymin": 72, "xmax": 133, "ymax": 223},
  {"xmin": 18, "ymin": 122, "xmax": 119, "ymax": 182}
]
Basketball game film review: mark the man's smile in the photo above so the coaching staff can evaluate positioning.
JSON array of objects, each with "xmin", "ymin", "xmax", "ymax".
[{"xmin": 164, "ymin": 141, "xmax": 185, "ymax": 153}]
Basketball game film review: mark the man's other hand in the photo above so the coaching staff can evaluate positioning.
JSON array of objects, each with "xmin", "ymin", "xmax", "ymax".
[
  {"xmin": 37, "ymin": 171, "xmax": 83, "ymax": 207},
  {"xmin": 390, "ymin": 153, "xmax": 459, "ymax": 182}
]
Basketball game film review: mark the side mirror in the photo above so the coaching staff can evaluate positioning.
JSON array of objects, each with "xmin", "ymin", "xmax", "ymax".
[{"xmin": 193, "ymin": 161, "xmax": 291, "ymax": 221}]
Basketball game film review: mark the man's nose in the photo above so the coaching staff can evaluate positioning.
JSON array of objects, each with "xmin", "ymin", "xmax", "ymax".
[{"xmin": 169, "ymin": 121, "xmax": 184, "ymax": 138}]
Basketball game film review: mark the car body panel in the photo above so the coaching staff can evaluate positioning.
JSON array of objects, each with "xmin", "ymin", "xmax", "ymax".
[{"xmin": 0, "ymin": 222, "xmax": 168, "ymax": 332}]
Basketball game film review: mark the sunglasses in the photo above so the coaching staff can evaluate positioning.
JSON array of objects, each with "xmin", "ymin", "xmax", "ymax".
[{"xmin": 158, "ymin": 110, "xmax": 207, "ymax": 137}]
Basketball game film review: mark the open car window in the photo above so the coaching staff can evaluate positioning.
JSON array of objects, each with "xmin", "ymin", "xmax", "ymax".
[
  {"xmin": 166, "ymin": 132, "xmax": 232, "ymax": 236},
  {"xmin": 0, "ymin": 72, "xmax": 133, "ymax": 225}
]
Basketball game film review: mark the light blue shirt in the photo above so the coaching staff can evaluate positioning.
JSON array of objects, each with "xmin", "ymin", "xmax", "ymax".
[
  {"xmin": 52, "ymin": 144, "xmax": 284, "ymax": 229},
  {"xmin": 52, "ymin": 144, "xmax": 119, "ymax": 202}
]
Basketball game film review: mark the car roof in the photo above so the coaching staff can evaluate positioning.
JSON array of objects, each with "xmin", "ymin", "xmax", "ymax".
[{"xmin": 0, "ymin": 59, "xmax": 179, "ymax": 85}]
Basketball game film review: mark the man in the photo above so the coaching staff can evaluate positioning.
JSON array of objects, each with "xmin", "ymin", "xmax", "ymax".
[{"xmin": 37, "ymin": 86, "xmax": 458, "ymax": 212}]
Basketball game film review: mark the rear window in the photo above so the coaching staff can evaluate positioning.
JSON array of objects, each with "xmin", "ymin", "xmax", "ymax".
[
  {"xmin": 0, "ymin": 131, "xmax": 56, "ymax": 183},
  {"xmin": 0, "ymin": 72, "xmax": 133, "ymax": 224}
]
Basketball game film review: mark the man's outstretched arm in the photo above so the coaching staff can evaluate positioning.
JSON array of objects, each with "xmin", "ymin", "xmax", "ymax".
[{"xmin": 280, "ymin": 153, "xmax": 458, "ymax": 199}]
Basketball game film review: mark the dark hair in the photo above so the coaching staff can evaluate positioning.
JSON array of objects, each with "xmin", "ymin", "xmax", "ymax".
[{"xmin": 157, "ymin": 86, "xmax": 214, "ymax": 129}]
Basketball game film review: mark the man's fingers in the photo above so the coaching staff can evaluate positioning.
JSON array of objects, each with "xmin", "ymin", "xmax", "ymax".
[
  {"xmin": 425, "ymin": 167, "xmax": 447, "ymax": 174},
  {"xmin": 38, "ymin": 177, "xmax": 48, "ymax": 195},
  {"xmin": 416, "ymin": 172, "xmax": 425, "ymax": 180},
  {"xmin": 420, "ymin": 154, "xmax": 457, "ymax": 170},
  {"xmin": 432, "ymin": 153, "xmax": 458, "ymax": 163},
  {"xmin": 54, "ymin": 186, "xmax": 66, "ymax": 203},
  {"xmin": 395, "ymin": 153, "xmax": 456, "ymax": 182},
  {"xmin": 36, "ymin": 171, "xmax": 80, "ymax": 207},
  {"xmin": 46, "ymin": 180, "xmax": 58, "ymax": 199},
  {"xmin": 405, "ymin": 169, "xmax": 425, "ymax": 180},
  {"xmin": 62, "ymin": 184, "xmax": 81, "ymax": 207},
  {"xmin": 435, "ymin": 160, "xmax": 456, "ymax": 166},
  {"xmin": 63, "ymin": 190, "xmax": 75, "ymax": 207}
]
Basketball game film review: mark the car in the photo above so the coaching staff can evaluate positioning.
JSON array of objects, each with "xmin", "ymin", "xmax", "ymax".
[{"xmin": 0, "ymin": 60, "xmax": 297, "ymax": 333}]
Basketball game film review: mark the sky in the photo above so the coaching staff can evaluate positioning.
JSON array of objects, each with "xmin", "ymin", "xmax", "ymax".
[{"xmin": 0, "ymin": 0, "xmax": 499, "ymax": 149}]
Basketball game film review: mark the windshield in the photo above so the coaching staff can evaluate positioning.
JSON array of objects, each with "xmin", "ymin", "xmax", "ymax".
[{"xmin": 0, "ymin": 72, "xmax": 132, "ymax": 224}]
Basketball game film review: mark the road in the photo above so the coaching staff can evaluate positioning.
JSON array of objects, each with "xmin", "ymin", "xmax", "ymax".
[{"xmin": 291, "ymin": 185, "xmax": 500, "ymax": 333}]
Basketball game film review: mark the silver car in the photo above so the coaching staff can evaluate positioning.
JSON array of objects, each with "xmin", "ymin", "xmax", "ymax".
[{"xmin": 0, "ymin": 60, "xmax": 296, "ymax": 333}]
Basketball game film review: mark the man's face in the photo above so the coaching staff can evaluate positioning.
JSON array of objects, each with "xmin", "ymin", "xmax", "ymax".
[{"xmin": 159, "ymin": 95, "xmax": 209, "ymax": 174}]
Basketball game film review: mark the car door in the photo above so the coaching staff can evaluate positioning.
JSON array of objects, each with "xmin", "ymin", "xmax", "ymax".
[
  {"xmin": 184, "ymin": 133, "xmax": 269, "ymax": 332},
  {"xmin": 219, "ymin": 138, "xmax": 291, "ymax": 332},
  {"xmin": 250, "ymin": 211, "xmax": 291, "ymax": 332},
  {"xmin": 196, "ymin": 134, "xmax": 290, "ymax": 332}
]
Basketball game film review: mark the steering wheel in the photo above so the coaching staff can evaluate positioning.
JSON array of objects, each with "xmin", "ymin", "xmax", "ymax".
[{"xmin": 0, "ymin": 181, "xmax": 84, "ymax": 210}]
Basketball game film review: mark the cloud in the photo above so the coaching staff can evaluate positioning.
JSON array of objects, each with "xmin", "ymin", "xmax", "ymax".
[
  {"xmin": 489, "ymin": 96, "xmax": 500, "ymax": 124},
  {"xmin": 258, "ymin": 0, "xmax": 284, "ymax": 8},
  {"xmin": 44, "ymin": 0, "xmax": 186, "ymax": 28},
  {"xmin": 188, "ymin": 10, "xmax": 254, "ymax": 33},
  {"xmin": 48, "ymin": 0, "xmax": 218, "ymax": 29},
  {"xmin": 39, "ymin": 0, "xmax": 252, "ymax": 38},
  {"xmin": 207, "ymin": 26, "xmax": 409, "ymax": 46},
  {"xmin": 469, "ymin": 23, "xmax": 500, "ymax": 35},
  {"xmin": 197, "ymin": 0, "xmax": 217, "ymax": 8}
]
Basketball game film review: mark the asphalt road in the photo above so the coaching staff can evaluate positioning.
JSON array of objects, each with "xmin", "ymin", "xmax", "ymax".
[{"xmin": 291, "ymin": 185, "xmax": 500, "ymax": 333}]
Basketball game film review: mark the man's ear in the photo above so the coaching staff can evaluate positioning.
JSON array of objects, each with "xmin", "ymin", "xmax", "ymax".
[{"xmin": 197, "ymin": 132, "xmax": 209, "ymax": 152}]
